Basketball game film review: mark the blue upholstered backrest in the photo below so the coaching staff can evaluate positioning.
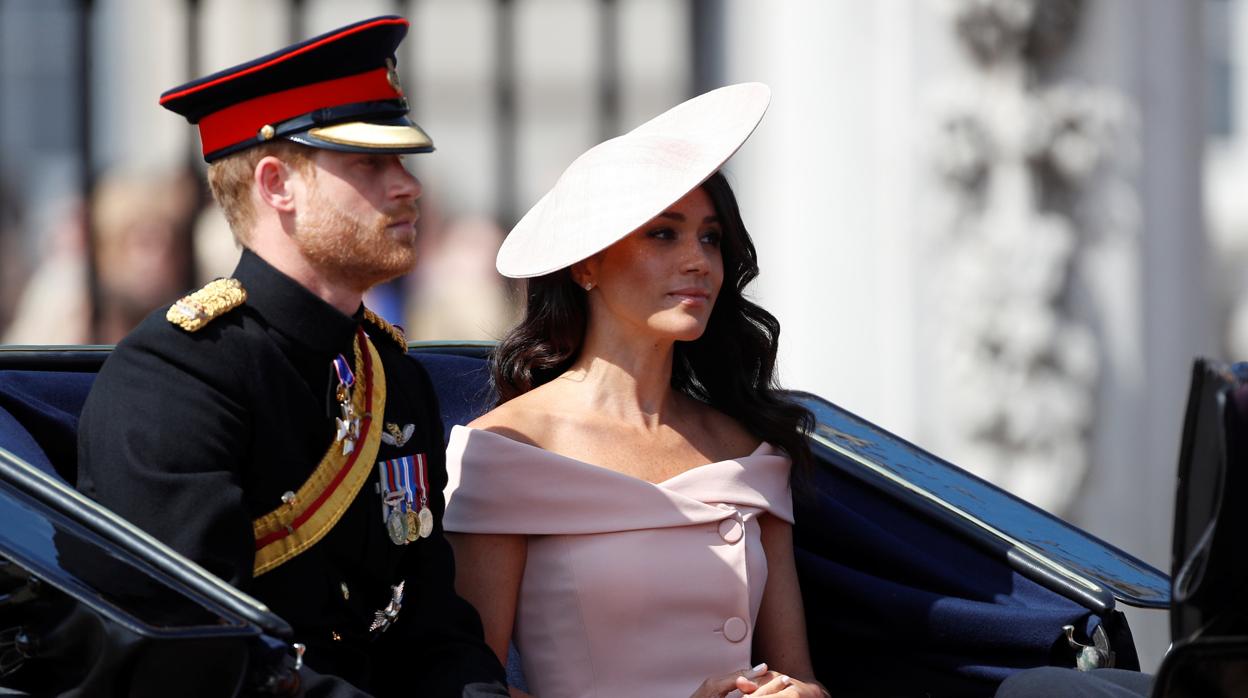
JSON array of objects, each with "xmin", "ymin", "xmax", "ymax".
[
  {"xmin": 413, "ymin": 352, "xmax": 496, "ymax": 441},
  {"xmin": 0, "ymin": 369, "xmax": 95, "ymax": 481},
  {"xmin": 0, "ymin": 353, "xmax": 490, "ymax": 484}
]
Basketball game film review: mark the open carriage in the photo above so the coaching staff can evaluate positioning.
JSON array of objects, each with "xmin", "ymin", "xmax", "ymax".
[{"xmin": 0, "ymin": 342, "xmax": 1232, "ymax": 697}]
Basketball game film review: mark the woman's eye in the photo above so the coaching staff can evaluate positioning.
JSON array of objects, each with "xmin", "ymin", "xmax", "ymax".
[
  {"xmin": 647, "ymin": 227, "xmax": 676, "ymax": 240},
  {"xmin": 700, "ymin": 230, "xmax": 722, "ymax": 246}
]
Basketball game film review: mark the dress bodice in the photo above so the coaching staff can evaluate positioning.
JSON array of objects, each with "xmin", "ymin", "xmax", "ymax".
[{"xmin": 444, "ymin": 425, "xmax": 793, "ymax": 698}]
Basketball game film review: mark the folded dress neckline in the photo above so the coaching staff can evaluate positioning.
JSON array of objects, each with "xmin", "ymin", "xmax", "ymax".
[{"xmin": 451, "ymin": 424, "xmax": 771, "ymax": 487}]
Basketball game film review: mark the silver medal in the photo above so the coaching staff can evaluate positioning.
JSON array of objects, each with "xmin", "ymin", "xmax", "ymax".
[
  {"xmin": 417, "ymin": 506, "xmax": 434, "ymax": 539},
  {"xmin": 386, "ymin": 508, "xmax": 408, "ymax": 545}
]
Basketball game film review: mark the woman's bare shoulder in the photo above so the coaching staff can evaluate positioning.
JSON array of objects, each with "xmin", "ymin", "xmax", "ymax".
[{"xmin": 466, "ymin": 385, "xmax": 563, "ymax": 446}]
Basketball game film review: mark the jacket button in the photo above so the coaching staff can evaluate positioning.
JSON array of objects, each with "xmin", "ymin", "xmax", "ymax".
[
  {"xmin": 723, "ymin": 616, "xmax": 748, "ymax": 643},
  {"xmin": 340, "ymin": 582, "xmax": 350, "ymax": 600},
  {"xmin": 718, "ymin": 518, "xmax": 743, "ymax": 544}
]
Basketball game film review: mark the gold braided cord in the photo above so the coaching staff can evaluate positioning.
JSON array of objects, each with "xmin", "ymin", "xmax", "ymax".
[
  {"xmin": 166, "ymin": 278, "xmax": 247, "ymax": 332},
  {"xmin": 251, "ymin": 333, "xmax": 387, "ymax": 576},
  {"xmin": 363, "ymin": 307, "xmax": 406, "ymax": 348}
]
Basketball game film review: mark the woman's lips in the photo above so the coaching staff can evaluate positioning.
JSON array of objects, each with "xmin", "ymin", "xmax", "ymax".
[{"xmin": 668, "ymin": 288, "xmax": 711, "ymax": 304}]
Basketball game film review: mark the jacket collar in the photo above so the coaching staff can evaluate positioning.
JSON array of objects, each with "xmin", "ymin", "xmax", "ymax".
[{"xmin": 232, "ymin": 248, "xmax": 362, "ymax": 355}]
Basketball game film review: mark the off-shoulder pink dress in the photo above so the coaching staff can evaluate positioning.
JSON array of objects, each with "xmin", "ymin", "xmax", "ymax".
[{"xmin": 443, "ymin": 425, "xmax": 794, "ymax": 698}]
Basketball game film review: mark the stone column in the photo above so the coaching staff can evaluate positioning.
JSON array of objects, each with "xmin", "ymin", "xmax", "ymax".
[
  {"xmin": 92, "ymin": 0, "xmax": 190, "ymax": 171},
  {"xmin": 719, "ymin": 0, "xmax": 1214, "ymax": 672},
  {"xmin": 718, "ymin": 0, "xmax": 928, "ymax": 438}
]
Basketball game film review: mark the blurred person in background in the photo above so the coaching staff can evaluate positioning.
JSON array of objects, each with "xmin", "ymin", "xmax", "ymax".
[
  {"xmin": 1, "ymin": 196, "xmax": 91, "ymax": 345},
  {"xmin": 2, "ymin": 168, "xmax": 201, "ymax": 345},
  {"xmin": 191, "ymin": 199, "xmax": 243, "ymax": 285},
  {"xmin": 90, "ymin": 168, "xmax": 199, "ymax": 343},
  {"xmin": 0, "ymin": 177, "xmax": 27, "ymax": 334},
  {"xmin": 406, "ymin": 207, "xmax": 517, "ymax": 342}
]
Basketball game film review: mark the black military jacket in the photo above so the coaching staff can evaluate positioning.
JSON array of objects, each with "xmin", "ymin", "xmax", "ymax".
[{"xmin": 77, "ymin": 249, "xmax": 507, "ymax": 697}]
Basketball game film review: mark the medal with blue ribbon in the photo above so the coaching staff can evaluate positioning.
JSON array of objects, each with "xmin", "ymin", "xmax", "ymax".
[
  {"xmin": 332, "ymin": 354, "xmax": 360, "ymax": 455},
  {"xmin": 377, "ymin": 454, "xmax": 432, "ymax": 545}
]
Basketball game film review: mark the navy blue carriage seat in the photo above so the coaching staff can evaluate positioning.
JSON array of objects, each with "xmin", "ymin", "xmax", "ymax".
[{"xmin": 0, "ymin": 347, "xmax": 1142, "ymax": 697}]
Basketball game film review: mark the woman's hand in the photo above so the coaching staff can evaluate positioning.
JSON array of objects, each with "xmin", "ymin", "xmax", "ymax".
[
  {"xmin": 689, "ymin": 663, "xmax": 771, "ymax": 697},
  {"xmin": 734, "ymin": 672, "xmax": 830, "ymax": 698}
]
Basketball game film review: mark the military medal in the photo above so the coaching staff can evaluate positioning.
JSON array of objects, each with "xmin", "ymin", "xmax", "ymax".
[
  {"xmin": 413, "ymin": 453, "xmax": 433, "ymax": 539},
  {"xmin": 405, "ymin": 510, "xmax": 420, "ymax": 543},
  {"xmin": 417, "ymin": 506, "xmax": 434, "ymax": 539},
  {"xmin": 386, "ymin": 508, "xmax": 408, "ymax": 545},
  {"xmin": 377, "ymin": 453, "xmax": 430, "ymax": 545},
  {"xmin": 331, "ymin": 354, "xmax": 361, "ymax": 455}
]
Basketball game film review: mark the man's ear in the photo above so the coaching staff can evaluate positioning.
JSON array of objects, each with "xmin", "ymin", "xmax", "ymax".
[{"xmin": 254, "ymin": 156, "xmax": 299, "ymax": 214}]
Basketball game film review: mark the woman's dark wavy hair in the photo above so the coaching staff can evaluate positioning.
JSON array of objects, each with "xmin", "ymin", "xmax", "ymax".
[{"xmin": 490, "ymin": 171, "xmax": 815, "ymax": 475}]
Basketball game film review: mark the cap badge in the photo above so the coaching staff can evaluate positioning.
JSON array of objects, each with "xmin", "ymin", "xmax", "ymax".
[{"xmin": 385, "ymin": 58, "xmax": 404, "ymax": 97}]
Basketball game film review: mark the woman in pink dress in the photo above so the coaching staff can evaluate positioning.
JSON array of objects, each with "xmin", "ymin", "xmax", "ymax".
[{"xmin": 444, "ymin": 84, "xmax": 829, "ymax": 698}]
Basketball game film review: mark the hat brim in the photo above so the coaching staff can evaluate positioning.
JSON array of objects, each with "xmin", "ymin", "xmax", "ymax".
[
  {"xmin": 496, "ymin": 82, "xmax": 769, "ymax": 279},
  {"xmin": 287, "ymin": 117, "xmax": 434, "ymax": 154}
]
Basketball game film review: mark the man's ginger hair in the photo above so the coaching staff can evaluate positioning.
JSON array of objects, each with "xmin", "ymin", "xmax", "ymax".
[{"xmin": 206, "ymin": 141, "xmax": 315, "ymax": 246}]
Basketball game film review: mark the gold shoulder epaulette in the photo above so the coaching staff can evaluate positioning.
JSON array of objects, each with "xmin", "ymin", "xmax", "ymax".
[
  {"xmin": 363, "ymin": 308, "xmax": 407, "ymax": 348},
  {"xmin": 166, "ymin": 278, "xmax": 247, "ymax": 332}
]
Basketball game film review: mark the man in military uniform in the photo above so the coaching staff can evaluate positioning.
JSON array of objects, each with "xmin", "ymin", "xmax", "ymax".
[{"xmin": 77, "ymin": 16, "xmax": 508, "ymax": 697}]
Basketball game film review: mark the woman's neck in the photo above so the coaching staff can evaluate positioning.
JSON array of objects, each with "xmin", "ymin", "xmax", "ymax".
[{"xmin": 563, "ymin": 321, "xmax": 678, "ymax": 427}]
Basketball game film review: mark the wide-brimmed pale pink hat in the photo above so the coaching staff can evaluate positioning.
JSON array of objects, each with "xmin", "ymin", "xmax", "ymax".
[{"xmin": 495, "ymin": 82, "xmax": 771, "ymax": 279}]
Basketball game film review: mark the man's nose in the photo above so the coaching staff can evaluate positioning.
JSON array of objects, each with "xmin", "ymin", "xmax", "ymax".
[{"xmin": 390, "ymin": 160, "xmax": 422, "ymax": 200}]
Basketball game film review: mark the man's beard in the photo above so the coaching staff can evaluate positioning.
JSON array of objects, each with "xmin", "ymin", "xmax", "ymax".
[{"xmin": 293, "ymin": 191, "xmax": 419, "ymax": 293}]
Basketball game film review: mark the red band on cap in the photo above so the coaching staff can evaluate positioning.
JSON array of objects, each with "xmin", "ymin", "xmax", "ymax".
[{"xmin": 197, "ymin": 67, "xmax": 401, "ymax": 157}]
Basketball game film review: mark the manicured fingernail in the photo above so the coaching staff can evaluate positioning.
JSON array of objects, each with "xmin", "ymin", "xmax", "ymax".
[
  {"xmin": 780, "ymin": 675, "xmax": 792, "ymax": 685},
  {"xmin": 751, "ymin": 663, "xmax": 767, "ymax": 674}
]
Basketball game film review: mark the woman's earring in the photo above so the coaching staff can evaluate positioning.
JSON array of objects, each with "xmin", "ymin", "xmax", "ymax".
[{"xmin": 583, "ymin": 281, "xmax": 595, "ymax": 291}]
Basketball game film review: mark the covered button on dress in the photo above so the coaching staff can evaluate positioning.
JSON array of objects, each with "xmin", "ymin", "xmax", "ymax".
[{"xmin": 444, "ymin": 425, "xmax": 794, "ymax": 698}]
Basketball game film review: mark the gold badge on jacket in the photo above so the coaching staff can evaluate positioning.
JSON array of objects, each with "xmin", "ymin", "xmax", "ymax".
[{"xmin": 381, "ymin": 422, "xmax": 415, "ymax": 447}]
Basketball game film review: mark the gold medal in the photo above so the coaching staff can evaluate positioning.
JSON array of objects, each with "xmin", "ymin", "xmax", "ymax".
[
  {"xmin": 405, "ymin": 510, "xmax": 420, "ymax": 543},
  {"xmin": 417, "ymin": 506, "xmax": 434, "ymax": 539}
]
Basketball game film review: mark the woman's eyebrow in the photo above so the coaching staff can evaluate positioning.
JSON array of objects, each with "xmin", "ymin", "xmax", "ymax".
[{"xmin": 656, "ymin": 212, "xmax": 720, "ymax": 224}]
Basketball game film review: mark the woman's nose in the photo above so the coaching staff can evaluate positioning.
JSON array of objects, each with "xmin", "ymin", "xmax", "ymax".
[{"xmin": 681, "ymin": 238, "xmax": 711, "ymax": 273}]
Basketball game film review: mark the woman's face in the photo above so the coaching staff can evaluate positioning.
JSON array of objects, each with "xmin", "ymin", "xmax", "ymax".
[{"xmin": 579, "ymin": 186, "xmax": 725, "ymax": 343}]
